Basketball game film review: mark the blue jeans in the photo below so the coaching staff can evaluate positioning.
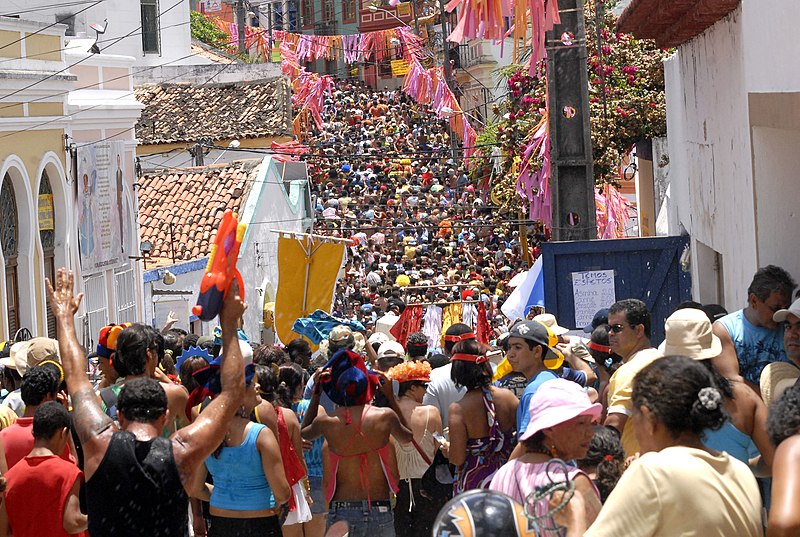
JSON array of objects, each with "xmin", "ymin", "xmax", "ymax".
[{"xmin": 328, "ymin": 500, "xmax": 395, "ymax": 537}]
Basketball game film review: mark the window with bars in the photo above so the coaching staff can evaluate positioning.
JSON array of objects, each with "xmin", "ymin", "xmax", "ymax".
[
  {"xmin": 342, "ymin": 0, "xmax": 356, "ymax": 22},
  {"xmin": 82, "ymin": 273, "xmax": 108, "ymax": 350},
  {"xmin": 322, "ymin": 0, "xmax": 335, "ymax": 21},
  {"xmin": 141, "ymin": 0, "xmax": 161, "ymax": 54},
  {"xmin": 114, "ymin": 265, "xmax": 137, "ymax": 324},
  {"xmin": 1, "ymin": 175, "xmax": 19, "ymax": 337},
  {"xmin": 39, "ymin": 171, "xmax": 57, "ymax": 338},
  {"xmin": 302, "ymin": 0, "xmax": 314, "ymax": 26}
]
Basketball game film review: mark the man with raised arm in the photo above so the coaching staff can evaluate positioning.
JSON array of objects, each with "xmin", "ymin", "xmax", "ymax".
[{"xmin": 46, "ymin": 268, "xmax": 246, "ymax": 537}]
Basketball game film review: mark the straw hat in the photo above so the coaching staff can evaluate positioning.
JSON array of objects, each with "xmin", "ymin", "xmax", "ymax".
[
  {"xmin": 657, "ymin": 308, "xmax": 722, "ymax": 360},
  {"xmin": 533, "ymin": 313, "xmax": 569, "ymax": 336},
  {"xmin": 760, "ymin": 362, "xmax": 800, "ymax": 407}
]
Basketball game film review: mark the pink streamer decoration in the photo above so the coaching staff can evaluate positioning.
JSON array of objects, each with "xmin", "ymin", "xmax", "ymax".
[
  {"xmin": 515, "ymin": 112, "xmax": 552, "ymax": 226},
  {"xmin": 273, "ymin": 28, "xmax": 477, "ymax": 165},
  {"xmin": 595, "ymin": 183, "xmax": 632, "ymax": 239}
]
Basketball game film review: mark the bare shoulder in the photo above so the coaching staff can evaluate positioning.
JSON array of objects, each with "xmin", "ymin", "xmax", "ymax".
[
  {"xmin": 491, "ymin": 385, "xmax": 517, "ymax": 402},
  {"xmin": 776, "ymin": 435, "xmax": 800, "ymax": 462},
  {"xmin": 732, "ymin": 381, "xmax": 761, "ymax": 406},
  {"xmin": 414, "ymin": 404, "xmax": 441, "ymax": 418},
  {"xmin": 281, "ymin": 406, "xmax": 301, "ymax": 427},
  {"xmin": 713, "ymin": 321, "xmax": 734, "ymax": 343},
  {"xmin": 163, "ymin": 382, "xmax": 189, "ymax": 395},
  {"xmin": 71, "ymin": 386, "xmax": 116, "ymax": 447},
  {"xmin": 163, "ymin": 382, "xmax": 189, "ymax": 402}
]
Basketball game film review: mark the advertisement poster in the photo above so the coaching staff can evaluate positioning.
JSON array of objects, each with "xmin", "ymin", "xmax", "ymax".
[
  {"xmin": 571, "ymin": 270, "xmax": 616, "ymax": 328},
  {"xmin": 203, "ymin": 0, "xmax": 222, "ymax": 12},
  {"xmin": 77, "ymin": 141, "xmax": 126, "ymax": 274}
]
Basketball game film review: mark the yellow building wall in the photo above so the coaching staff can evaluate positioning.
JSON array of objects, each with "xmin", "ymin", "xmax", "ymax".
[
  {"xmin": 0, "ymin": 30, "xmax": 21, "ymax": 59},
  {"xmin": 0, "ymin": 103, "xmax": 24, "ymax": 118},
  {"xmin": 25, "ymin": 33, "xmax": 62, "ymax": 62},
  {"xmin": 28, "ymin": 102, "xmax": 65, "ymax": 117},
  {"xmin": 0, "ymin": 129, "xmax": 66, "ymax": 337}
]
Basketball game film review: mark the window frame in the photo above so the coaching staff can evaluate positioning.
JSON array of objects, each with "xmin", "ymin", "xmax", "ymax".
[
  {"xmin": 342, "ymin": 0, "xmax": 356, "ymax": 23},
  {"xmin": 302, "ymin": 0, "xmax": 314, "ymax": 28},
  {"xmin": 141, "ymin": 0, "xmax": 161, "ymax": 55}
]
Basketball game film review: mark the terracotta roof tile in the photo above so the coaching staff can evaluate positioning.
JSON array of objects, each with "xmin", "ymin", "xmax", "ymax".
[
  {"xmin": 135, "ymin": 78, "xmax": 291, "ymax": 146},
  {"xmin": 137, "ymin": 159, "xmax": 262, "ymax": 267}
]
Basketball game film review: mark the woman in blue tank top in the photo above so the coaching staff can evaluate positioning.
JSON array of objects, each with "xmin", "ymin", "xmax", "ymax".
[{"xmin": 189, "ymin": 364, "xmax": 290, "ymax": 536}]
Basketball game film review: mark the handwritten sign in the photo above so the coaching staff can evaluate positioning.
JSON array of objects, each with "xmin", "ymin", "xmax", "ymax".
[
  {"xmin": 571, "ymin": 270, "xmax": 616, "ymax": 329},
  {"xmin": 391, "ymin": 59, "xmax": 409, "ymax": 76}
]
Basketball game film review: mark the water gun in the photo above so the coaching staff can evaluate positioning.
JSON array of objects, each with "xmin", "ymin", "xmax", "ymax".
[{"xmin": 192, "ymin": 210, "xmax": 246, "ymax": 321}]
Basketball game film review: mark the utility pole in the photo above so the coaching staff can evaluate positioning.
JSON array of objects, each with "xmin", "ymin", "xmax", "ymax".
[
  {"xmin": 236, "ymin": 0, "xmax": 247, "ymax": 55},
  {"xmin": 438, "ymin": 0, "xmax": 453, "ymax": 91},
  {"xmin": 546, "ymin": 0, "xmax": 597, "ymax": 241}
]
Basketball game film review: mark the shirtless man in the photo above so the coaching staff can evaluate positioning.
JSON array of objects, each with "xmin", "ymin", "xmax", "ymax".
[
  {"xmin": 47, "ymin": 268, "xmax": 246, "ymax": 537},
  {"xmin": 301, "ymin": 349, "xmax": 413, "ymax": 537}
]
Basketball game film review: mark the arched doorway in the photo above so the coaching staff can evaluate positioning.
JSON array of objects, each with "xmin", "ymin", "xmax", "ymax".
[
  {"xmin": 0, "ymin": 175, "xmax": 19, "ymax": 336},
  {"xmin": 38, "ymin": 170, "xmax": 57, "ymax": 337}
]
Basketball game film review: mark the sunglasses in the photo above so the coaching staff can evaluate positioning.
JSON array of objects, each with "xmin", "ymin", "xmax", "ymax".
[{"xmin": 608, "ymin": 324, "xmax": 627, "ymax": 334}]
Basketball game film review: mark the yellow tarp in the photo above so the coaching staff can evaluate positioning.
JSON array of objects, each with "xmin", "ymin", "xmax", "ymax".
[{"xmin": 274, "ymin": 236, "xmax": 344, "ymax": 349}]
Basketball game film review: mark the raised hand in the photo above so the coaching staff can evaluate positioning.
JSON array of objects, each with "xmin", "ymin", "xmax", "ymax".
[
  {"xmin": 219, "ymin": 279, "xmax": 247, "ymax": 327},
  {"xmin": 45, "ymin": 268, "xmax": 84, "ymax": 319}
]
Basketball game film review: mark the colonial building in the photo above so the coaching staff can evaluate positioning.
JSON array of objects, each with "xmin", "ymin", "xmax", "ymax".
[
  {"xmin": 0, "ymin": 19, "xmax": 143, "ymax": 344},
  {"xmin": 618, "ymin": 0, "xmax": 800, "ymax": 308}
]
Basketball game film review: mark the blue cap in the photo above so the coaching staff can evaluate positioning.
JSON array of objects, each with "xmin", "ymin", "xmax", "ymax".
[{"xmin": 584, "ymin": 308, "xmax": 609, "ymax": 333}]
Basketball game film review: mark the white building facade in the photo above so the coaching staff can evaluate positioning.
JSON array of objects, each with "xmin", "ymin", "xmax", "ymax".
[
  {"xmin": 656, "ymin": 2, "xmax": 800, "ymax": 309},
  {"xmin": 3, "ymin": 0, "xmax": 205, "ymax": 67}
]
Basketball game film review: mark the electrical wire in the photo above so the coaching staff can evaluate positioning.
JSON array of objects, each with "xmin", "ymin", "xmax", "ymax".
[
  {"xmin": 0, "ymin": 0, "xmax": 185, "ymax": 102},
  {"xmin": 0, "ymin": 55, "xmax": 239, "ymax": 143},
  {"xmin": 0, "ymin": 0, "xmax": 105, "ymax": 51}
]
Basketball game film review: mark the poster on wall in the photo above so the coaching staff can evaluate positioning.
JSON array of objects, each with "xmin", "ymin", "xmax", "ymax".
[
  {"xmin": 203, "ymin": 0, "xmax": 222, "ymax": 12},
  {"xmin": 571, "ymin": 270, "xmax": 616, "ymax": 328},
  {"xmin": 77, "ymin": 141, "xmax": 126, "ymax": 275}
]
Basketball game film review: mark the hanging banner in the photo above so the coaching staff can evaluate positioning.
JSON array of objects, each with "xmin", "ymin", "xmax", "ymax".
[
  {"xmin": 77, "ymin": 141, "xmax": 126, "ymax": 274},
  {"xmin": 274, "ymin": 236, "xmax": 345, "ymax": 348},
  {"xmin": 38, "ymin": 194, "xmax": 54, "ymax": 231}
]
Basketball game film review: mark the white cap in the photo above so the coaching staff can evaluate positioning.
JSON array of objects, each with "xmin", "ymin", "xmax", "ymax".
[
  {"xmin": 377, "ymin": 341, "xmax": 405, "ymax": 359},
  {"xmin": 774, "ymin": 298, "xmax": 800, "ymax": 323}
]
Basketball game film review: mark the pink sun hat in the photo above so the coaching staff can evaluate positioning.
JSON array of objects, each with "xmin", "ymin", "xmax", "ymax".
[{"xmin": 520, "ymin": 378, "xmax": 602, "ymax": 442}]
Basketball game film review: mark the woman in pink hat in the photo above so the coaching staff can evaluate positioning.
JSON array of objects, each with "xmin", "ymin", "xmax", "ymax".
[{"xmin": 488, "ymin": 378, "xmax": 603, "ymax": 536}]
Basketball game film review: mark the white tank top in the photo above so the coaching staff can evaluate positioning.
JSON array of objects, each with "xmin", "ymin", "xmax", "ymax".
[{"xmin": 393, "ymin": 408, "xmax": 436, "ymax": 480}]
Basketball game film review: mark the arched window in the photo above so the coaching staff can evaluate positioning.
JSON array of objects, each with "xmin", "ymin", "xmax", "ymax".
[
  {"xmin": 39, "ymin": 171, "xmax": 56, "ymax": 337},
  {"xmin": 1, "ymin": 175, "xmax": 19, "ymax": 336}
]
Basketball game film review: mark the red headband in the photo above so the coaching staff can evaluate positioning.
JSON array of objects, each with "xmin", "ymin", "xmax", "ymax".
[
  {"xmin": 451, "ymin": 353, "xmax": 489, "ymax": 364},
  {"xmin": 587, "ymin": 341, "xmax": 611, "ymax": 353},
  {"xmin": 444, "ymin": 332, "xmax": 476, "ymax": 343}
]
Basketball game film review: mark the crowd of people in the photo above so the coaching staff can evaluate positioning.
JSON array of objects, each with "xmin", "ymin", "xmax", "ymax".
[
  {"xmin": 1, "ymin": 78, "xmax": 800, "ymax": 537},
  {"xmin": 2, "ymin": 262, "xmax": 799, "ymax": 536},
  {"xmin": 303, "ymin": 79, "xmax": 546, "ymax": 330}
]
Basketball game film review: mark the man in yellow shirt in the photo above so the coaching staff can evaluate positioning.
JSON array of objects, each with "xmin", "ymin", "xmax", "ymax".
[{"xmin": 603, "ymin": 299, "xmax": 662, "ymax": 456}]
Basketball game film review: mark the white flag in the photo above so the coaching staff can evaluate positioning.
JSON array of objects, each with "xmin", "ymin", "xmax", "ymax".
[{"xmin": 501, "ymin": 256, "xmax": 544, "ymax": 321}]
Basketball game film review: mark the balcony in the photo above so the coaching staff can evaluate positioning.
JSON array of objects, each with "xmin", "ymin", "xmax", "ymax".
[{"xmin": 455, "ymin": 39, "xmax": 493, "ymax": 70}]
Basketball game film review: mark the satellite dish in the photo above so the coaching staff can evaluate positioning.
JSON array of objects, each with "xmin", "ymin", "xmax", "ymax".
[
  {"xmin": 89, "ymin": 19, "xmax": 107, "ymax": 53},
  {"xmin": 89, "ymin": 20, "xmax": 108, "ymax": 34}
]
